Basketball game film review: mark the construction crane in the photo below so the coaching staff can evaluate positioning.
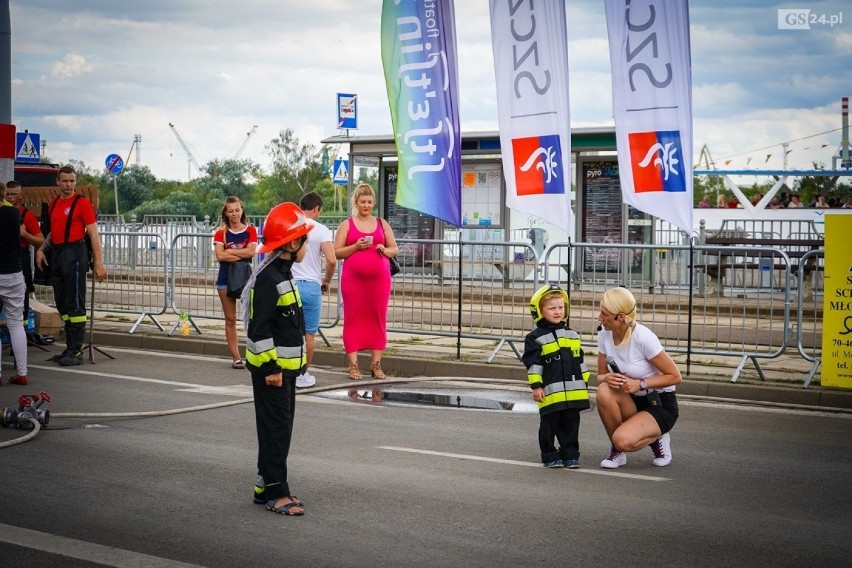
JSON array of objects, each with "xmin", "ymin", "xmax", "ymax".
[
  {"xmin": 126, "ymin": 134, "xmax": 142, "ymax": 167},
  {"xmin": 233, "ymin": 125, "xmax": 258, "ymax": 159},
  {"xmin": 168, "ymin": 122, "xmax": 202, "ymax": 180}
]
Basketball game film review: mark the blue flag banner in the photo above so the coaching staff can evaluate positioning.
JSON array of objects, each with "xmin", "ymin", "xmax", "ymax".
[{"xmin": 381, "ymin": 0, "xmax": 462, "ymax": 226}]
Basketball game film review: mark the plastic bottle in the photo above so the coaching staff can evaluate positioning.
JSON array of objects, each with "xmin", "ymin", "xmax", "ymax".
[{"xmin": 180, "ymin": 311, "xmax": 190, "ymax": 336}]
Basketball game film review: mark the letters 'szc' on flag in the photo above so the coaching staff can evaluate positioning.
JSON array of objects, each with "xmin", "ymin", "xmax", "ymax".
[
  {"xmin": 381, "ymin": 0, "xmax": 462, "ymax": 226},
  {"xmin": 489, "ymin": 0, "xmax": 574, "ymax": 235},
  {"xmin": 605, "ymin": 0, "xmax": 694, "ymax": 236}
]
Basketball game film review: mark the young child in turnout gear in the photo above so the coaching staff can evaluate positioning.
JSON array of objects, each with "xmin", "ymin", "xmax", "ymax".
[
  {"xmin": 522, "ymin": 284, "xmax": 590, "ymax": 468},
  {"xmin": 241, "ymin": 202, "xmax": 313, "ymax": 516}
]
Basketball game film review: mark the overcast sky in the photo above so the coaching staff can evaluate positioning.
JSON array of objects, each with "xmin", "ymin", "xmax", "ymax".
[{"xmin": 9, "ymin": 0, "xmax": 852, "ymax": 182}]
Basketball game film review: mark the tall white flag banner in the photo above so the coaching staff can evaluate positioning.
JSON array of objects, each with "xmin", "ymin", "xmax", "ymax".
[
  {"xmin": 604, "ymin": 0, "xmax": 693, "ymax": 235},
  {"xmin": 489, "ymin": 0, "xmax": 573, "ymax": 234}
]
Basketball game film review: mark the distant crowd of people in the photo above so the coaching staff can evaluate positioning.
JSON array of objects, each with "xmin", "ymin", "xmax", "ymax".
[{"xmin": 698, "ymin": 192, "xmax": 852, "ymax": 209}]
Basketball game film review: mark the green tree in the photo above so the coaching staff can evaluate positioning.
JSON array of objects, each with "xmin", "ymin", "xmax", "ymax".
[
  {"xmin": 133, "ymin": 191, "xmax": 204, "ymax": 218},
  {"xmin": 266, "ymin": 128, "xmax": 324, "ymax": 200}
]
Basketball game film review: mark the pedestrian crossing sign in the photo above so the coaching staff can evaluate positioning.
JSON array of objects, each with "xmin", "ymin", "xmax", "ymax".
[
  {"xmin": 333, "ymin": 158, "xmax": 349, "ymax": 185},
  {"xmin": 16, "ymin": 131, "xmax": 40, "ymax": 163}
]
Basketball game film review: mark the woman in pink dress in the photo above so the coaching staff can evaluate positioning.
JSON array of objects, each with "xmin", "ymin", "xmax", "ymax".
[{"xmin": 334, "ymin": 183, "xmax": 398, "ymax": 380}]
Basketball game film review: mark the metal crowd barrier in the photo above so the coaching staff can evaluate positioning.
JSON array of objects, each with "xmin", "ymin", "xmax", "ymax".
[
  {"xmin": 31, "ymin": 228, "xmax": 827, "ymax": 386},
  {"xmin": 381, "ymin": 238, "xmax": 540, "ymax": 360},
  {"xmin": 33, "ymin": 231, "xmax": 170, "ymax": 334},
  {"xmin": 797, "ymin": 249, "xmax": 825, "ymax": 387},
  {"xmin": 168, "ymin": 233, "xmax": 341, "ymax": 337}
]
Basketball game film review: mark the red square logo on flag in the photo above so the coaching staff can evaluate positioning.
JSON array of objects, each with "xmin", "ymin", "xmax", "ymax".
[
  {"xmin": 512, "ymin": 135, "xmax": 565, "ymax": 196},
  {"xmin": 628, "ymin": 130, "xmax": 686, "ymax": 193}
]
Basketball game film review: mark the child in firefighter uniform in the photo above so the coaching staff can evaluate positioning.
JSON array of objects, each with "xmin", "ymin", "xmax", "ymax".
[
  {"xmin": 522, "ymin": 284, "xmax": 590, "ymax": 469},
  {"xmin": 241, "ymin": 202, "xmax": 312, "ymax": 516}
]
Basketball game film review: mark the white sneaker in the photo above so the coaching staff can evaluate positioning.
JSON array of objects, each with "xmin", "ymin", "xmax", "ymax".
[
  {"xmin": 295, "ymin": 372, "xmax": 316, "ymax": 388},
  {"xmin": 600, "ymin": 449, "xmax": 627, "ymax": 469},
  {"xmin": 651, "ymin": 432, "xmax": 672, "ymax": 466}
]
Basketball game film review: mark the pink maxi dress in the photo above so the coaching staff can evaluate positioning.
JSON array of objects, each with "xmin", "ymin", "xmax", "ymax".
[{"xmin": 341, "ymin": 217, "xmax": 391, "ymax": 352}]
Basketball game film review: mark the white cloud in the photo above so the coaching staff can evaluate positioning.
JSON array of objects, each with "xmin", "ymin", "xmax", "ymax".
[
  {"xmin": 49, "ymin": 53, "xmax": 91, "ymax": 78},
  {"xmin": 8, "ymin": 0, "xmax": 852, "ymax": 183}
]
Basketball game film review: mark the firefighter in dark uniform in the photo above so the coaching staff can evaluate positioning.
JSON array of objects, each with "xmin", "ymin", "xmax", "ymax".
[
  {"xmin": 35, "ymin": 165, "xmax": 106, "ymax": 366},
  {"xmin": 522, "ymin": 284, "xmax": 591, "ymax": 468},
  {"xmin": 243, "ymin": 202, "xmax": 312, "ymax": 516}
]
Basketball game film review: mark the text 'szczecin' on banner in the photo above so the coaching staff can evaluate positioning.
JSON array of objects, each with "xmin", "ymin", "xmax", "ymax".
[
  {"xmin": 821, "ymin": 214, "xmax": 852, "ymax": 389},
  {"xmin": 381, "ymin": 0, "xmax": 462, "ymax": 227},
  {"xmin": 489, "ymin": 0, "xmax": 573, "ymax": 234},
  {"xmin": 604, "ymin": 0, "xmax": 694, "ymax": 235}
]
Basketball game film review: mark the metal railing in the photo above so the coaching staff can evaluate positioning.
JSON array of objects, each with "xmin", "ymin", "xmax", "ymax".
[{"xmin": 31, "ymin": 226, "xmax": 829, "ymax": 387}]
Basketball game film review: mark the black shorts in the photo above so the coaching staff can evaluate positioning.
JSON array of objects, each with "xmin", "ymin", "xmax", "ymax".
[{"xmin": 632, "ymin": 391, "xmax": 679, "ymax": 434}]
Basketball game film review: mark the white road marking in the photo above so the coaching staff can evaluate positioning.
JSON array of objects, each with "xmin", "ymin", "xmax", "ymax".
[
  {"xmin": 679, "ymin": 399, "xmax": 852, "ymax": 419},
  {"xmin": 0, "ymin": 522, "xmax": 205, "ymax": 567},
  {"xmin": 379, "ymin": 446, "xmax": 671, "ymax": 481},
  {"xmin": 19, "ymin": 363, "xmax": 251, "ymax": 397}
]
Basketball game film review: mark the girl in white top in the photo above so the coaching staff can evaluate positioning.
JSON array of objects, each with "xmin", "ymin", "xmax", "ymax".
[{"xmin": 596, "ymin": 287, "xmax": 682, "ymax": 469}]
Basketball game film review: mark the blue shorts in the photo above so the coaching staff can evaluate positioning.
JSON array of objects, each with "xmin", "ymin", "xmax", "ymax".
[{"xmin": 295, "ymin": 280, "xmax": 321, "ymax": 334}]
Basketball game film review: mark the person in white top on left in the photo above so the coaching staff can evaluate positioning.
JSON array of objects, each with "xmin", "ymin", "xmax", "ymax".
[{"xmin": 291, "ymin": 192, "xmax": 337, "ymax": 388}]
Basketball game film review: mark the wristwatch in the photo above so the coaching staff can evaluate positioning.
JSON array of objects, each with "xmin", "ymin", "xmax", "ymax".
[{"xmin": 639, "ymin": 378, "xmax": 647, "ymax": 391}]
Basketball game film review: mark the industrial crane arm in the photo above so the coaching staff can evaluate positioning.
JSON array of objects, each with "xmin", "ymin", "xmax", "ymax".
[{"xmin": 168, "ymin": 123, "xmax": 202, "ymax": 172}]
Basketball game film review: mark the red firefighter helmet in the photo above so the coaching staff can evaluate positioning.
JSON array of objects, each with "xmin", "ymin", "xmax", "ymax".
[{"xmin": 256, "ymin": 202, "xmax": 313, "ymax": 254}]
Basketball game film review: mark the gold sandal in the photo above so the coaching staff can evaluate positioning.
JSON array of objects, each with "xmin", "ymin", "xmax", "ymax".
[
  {"xmin": 348, "ymin": 362, "xmax": 362, "ymax": 380},
  {"xmin": 370, "ymin": 361, "xmax": 386, "ymax": 379}
]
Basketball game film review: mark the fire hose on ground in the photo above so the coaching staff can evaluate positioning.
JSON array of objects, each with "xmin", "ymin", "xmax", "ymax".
[
  {"xmin": 4, "ymin": 375, "xmax": 849, "ymax": 449},
  {"xmin": 0, "ymin": 376, "xmax": 525, "ymax": 449}
]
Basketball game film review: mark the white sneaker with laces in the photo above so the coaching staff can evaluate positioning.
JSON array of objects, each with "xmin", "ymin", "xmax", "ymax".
[
  {"xmin": 600, "ymin": 449, "xmax": 627, "ymax": 469},
  {"xmin": 296, "ymin": 372, "xmax": 316, "ymax": 388},
  {"xmin": 651, "ymin": 432, "xmax": 672, "ymax": 466}
]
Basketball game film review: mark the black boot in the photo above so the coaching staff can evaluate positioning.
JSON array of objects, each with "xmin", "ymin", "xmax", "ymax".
[{"xmin": 58, "ymin": 325, "xmax": 85, "ymax": 366}]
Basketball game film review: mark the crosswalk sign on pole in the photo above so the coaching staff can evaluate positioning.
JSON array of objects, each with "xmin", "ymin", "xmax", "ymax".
[
  {"xmin": 333, "ymin": 158, "xmax": 349, "ymax": 185},
  {"xmin": 16, "ymin": 131, "xmax": 41, "ymax": 163}
]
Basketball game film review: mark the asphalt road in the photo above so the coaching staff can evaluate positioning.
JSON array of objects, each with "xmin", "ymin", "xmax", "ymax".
[{"xmin": 1, "ymin": 346, "xmax": 851, "ymax": 567}]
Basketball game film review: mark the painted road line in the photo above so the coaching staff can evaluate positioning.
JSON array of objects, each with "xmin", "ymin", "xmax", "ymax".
[
  {"xmin": 379, "ymin": 446, "xmax": 671, "ymax": 481},
  {"xmin": 0, "ymin": 522, "xmax": 204, "ymax": 568}
]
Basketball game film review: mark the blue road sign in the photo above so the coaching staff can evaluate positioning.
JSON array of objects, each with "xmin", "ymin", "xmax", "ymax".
[
  {"xmin": 16, "ymin": 132, "xmax": 40, "ymax": 163},
  {"xmin": 105, "ymin": 153, "xmax": 124, "ymax": 175},
  {"xmin": 333, "ymin": 158, "xmax": 349, "ymax": 185}
]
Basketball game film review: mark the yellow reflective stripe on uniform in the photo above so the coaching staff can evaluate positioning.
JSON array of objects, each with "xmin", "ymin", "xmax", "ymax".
[
  {"xmin": 245, "ymin": 347, "xmax": 278, "ymax": 367},
  {"xmin": 277, "ymin": 292, "xmax": 298, "ymax": 308},
  {"xmin": 62, "ymin": 314, "xmax": 87, "ymax": 323},
  {"xmin": 245, "ymin": 350, "xmax": 305, "ymax": 371},
  {"xmin": 539, "ymin": 389, "xmax": 589, "ymax": 407},
  {"xmin": 275, "ymin": 353, "xmax": 307, "ymax": 371},
  {"xmin": 542, "ymin": 380, "xmax": 588, "ymax": 396},
  {"xmin": 275, "ymin": 280, "xmax": 302, "ymax": 307},
  {"xmin": 540, "ymin": 342, "xmax": 559, "ymax": 355}
]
